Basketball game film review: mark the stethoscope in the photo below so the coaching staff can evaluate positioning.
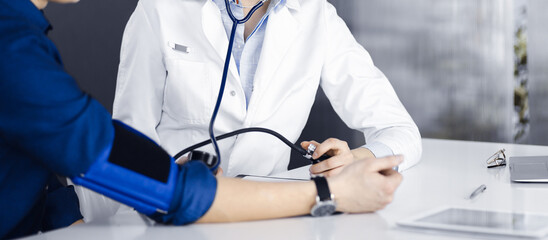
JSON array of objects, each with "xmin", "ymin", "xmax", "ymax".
[{"xmin": 174, "ymin": 0, "xmax": 329, "ymax": 173}]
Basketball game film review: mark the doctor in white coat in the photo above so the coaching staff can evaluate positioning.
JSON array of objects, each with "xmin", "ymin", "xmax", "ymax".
[{"xmin": 112, "ymin": 0, "xmax": 422, "ymax": 177}]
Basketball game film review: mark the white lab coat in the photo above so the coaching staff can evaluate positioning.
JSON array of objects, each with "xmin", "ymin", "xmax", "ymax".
[{"xmin": 113, "ymin": 0, "xmax": 422, "ymax": 176}]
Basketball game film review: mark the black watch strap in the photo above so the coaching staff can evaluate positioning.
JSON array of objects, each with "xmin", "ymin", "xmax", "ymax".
[{"xmin": 312, "ymin": 176, "xmax": 331, "ymax": 201}]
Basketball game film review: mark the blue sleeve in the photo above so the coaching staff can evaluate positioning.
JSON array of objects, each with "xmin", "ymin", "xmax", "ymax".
[
  {"xmin": 0, "ymin": 29, "xmax": 113, "ymax": 177},
  {"xmin": 42, "ymin": 176, "xmax": 83, "ymax": 231},
  {"xmin": 0, "ymin": 23, "xmax": 216, "ymax": 226}
]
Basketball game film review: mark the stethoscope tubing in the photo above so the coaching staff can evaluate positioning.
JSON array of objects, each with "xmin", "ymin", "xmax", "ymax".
[
  {"xmin": 207, "ymin": 0, "xmax": 267, "ymax": 171},
  {"xmin": 175, "ymin": 127, "xmax": 308, "ymax": 160},
  {"xmin": 177, "ymin": 0, "xmax": 330, "ymax": 170}
]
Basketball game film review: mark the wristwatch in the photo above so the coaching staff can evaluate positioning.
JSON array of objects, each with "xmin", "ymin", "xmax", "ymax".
[{"xmin": 310, "ymin": 175, "xmax": 337, "ymax": 217}]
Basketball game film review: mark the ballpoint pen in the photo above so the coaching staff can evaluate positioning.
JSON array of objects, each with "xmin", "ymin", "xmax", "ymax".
[{"xmin": 469, "ymin": 184, "xmax": 487, "ymax": 199}]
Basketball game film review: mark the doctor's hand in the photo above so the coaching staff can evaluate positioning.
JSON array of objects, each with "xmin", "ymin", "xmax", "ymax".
[
  {"xmin": 302, "ymin": 139, "xmax": 356, "ymax": 177},
  {"xmin": 329, "ymin": 155, "xmax": 403, "ymax": 213},
  {"xmin": 176, "ymin": 156, "xmax": 224, "ymax": 176}
]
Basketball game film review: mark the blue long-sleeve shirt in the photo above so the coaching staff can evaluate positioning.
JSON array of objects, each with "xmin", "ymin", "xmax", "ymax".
[{"xmin": 0, "ymin": 1, "xmax": 216, "ymax": 238}]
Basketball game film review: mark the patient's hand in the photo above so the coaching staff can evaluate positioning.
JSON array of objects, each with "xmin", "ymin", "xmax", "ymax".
[{"xmin": 330, "ymin": 155, "xmax": 403, "ymax": 212}]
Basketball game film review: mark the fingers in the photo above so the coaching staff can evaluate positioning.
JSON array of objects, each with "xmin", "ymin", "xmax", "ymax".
[
  {"xmin": 304, "ymin": 138, "xmax": 353, "ymax": 176},
  {"xmin": 300, "ymin": 141, "xmax": 312, "ymax": 149},
  {"xmin": 310, "ymin": 155, "xmax": 349, "ymax": 174},
  {"xmin": 328, "ymin": 157, "xmax": 405, "ymax": 213},
  {"xmin": 366, "ymin": 155, "xmax": 403, "ymax": 172},
  {"xmin": 311, "ymin": 138, "xmax": 349, "ymax": 159},
  {"xmin": 375, "ymin": 166, "xmax": 403, "ymax": 208},
  {"xmin": 381, "ymin": 168, "xmax": 403, "ymax": 193},
  {"xmin": 379, "ymin": 167, "xmax": 398, "ymax": 176},
  {"xmin": 321, "ymin": 166, "xmax": 344, "ymax": 177},
  {"xmin": 300, "ymin": 140, "xmax": 321, "ymax": 154},
  {"xmin": 361, "ymin": 168, "xmax": 401, "ymax": 209}
]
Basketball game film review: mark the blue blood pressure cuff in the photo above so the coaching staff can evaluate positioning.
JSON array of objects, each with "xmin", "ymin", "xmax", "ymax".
[{"xmin": 72, "ymin": 120, "xmax": 217, "ymax": 224}]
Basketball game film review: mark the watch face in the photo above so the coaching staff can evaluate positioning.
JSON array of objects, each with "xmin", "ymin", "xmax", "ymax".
[{"xmin": 311, "ymin": 201, "xmax": 336, "ymax": 217}]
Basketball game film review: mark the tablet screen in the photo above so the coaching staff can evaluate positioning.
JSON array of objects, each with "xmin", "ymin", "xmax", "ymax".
[{"xmin": 416, "ymin": 208, "xmax": 548, "ymax": 232}]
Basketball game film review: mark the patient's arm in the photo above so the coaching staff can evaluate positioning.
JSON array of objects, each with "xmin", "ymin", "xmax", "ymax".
[{"xmin": 198, "ymin": 155, "xmax": 403, "ymax": 222}]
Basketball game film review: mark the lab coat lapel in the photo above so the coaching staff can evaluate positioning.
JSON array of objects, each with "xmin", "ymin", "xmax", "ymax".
[
  {"xmin": 201, "ymin": 1, "xmax": 240, "ymax": 82},
  {"xmin": 254, "ymin": 6, "xmax": 300, "ymax": 97}
]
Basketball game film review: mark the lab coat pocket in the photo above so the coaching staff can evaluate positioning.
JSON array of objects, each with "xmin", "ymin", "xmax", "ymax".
[{"xmin": 164, "ymin": 59, "xmax": 212, "ymax": 124}]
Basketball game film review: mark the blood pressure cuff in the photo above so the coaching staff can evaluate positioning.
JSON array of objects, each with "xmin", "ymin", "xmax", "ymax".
[{"xmin": 71, "ymin": 120, "xmax": 217, "ymax": 224}]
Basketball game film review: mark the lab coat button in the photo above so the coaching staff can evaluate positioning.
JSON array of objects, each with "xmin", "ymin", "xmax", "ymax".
[{"xmin": 230, "ymin": 91, "xmax": 236, "ymax": 96}]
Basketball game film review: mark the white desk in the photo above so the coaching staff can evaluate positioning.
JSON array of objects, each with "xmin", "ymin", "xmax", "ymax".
[{"xmin": 26, "ymin": 139, "xmax": 548, "ymax": 240}]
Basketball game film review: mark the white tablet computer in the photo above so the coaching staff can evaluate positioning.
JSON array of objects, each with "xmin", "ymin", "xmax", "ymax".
[
  {"xmin": 237, "ymin": 174, "xmax": 308, "ymax": 182},
  {"xmin": 397, "ymin": 207, "xmax": 548, "ymax": 238}
]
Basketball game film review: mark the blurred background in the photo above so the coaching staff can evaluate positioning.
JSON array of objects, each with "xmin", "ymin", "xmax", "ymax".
[{"xmin": 44, "ymin": 0, "xmax": 548, "ymax": 169}]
